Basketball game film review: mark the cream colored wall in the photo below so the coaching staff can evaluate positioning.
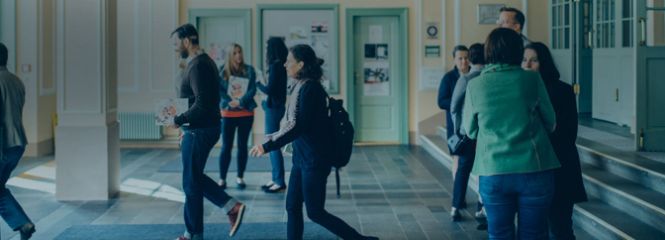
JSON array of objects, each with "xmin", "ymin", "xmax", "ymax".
[
  {"xmin": 181, "ymin": 0, "xmax": 419, "ymax": 143},
  {"xmin": 16, "ymin": 0, "xmax": 57, "ymax": 156},
  {"xmin": 6, "ymin": 0, "xmax": 552, "ymax": 150},
  {"xmin": 116, "ymin": 0, "xmax": 179, "ymax": 113}
]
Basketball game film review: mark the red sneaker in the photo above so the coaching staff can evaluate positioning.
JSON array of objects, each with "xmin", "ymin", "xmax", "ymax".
[{"xmin": 227, "ymin": 202, "xmax": 246, "ymax": 237}]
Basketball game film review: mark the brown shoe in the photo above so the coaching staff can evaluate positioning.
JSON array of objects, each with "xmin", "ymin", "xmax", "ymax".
[{"xmin": 227, "ymin": 202, "xmax": 246, "ymax": 237}]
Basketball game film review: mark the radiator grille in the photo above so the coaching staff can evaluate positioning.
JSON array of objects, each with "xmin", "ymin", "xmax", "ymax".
[{"xmin": 118, "ymin": 112, "xmax": 162, "ymax": 140}]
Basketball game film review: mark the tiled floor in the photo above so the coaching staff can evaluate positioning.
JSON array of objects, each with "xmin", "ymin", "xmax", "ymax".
[{"xmin": 2, "ymin": 146, "xmax": 494, "ymax": 240}]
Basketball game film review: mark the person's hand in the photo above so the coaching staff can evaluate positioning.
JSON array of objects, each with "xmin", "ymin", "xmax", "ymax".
[
  {"xmin": 229, "ymin": 100, "xmax": 240, "ymax": 108},
  {"xmin": 250, "ymin": 145, "xmax": 266, "ymax": 157}
]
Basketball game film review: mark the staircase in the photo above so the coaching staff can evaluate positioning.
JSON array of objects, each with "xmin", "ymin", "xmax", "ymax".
[{"xmin": 419, "ymin": 126, "xmax": 665, "ymax": 240}]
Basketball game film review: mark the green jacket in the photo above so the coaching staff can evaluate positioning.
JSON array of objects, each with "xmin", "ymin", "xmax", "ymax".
[{"xmin": 462, "ymin": 64, "xmax": 560, "ymax": 176}]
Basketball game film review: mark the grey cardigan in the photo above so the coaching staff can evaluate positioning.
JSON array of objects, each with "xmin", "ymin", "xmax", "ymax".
[
  {"xmin": 0, "ymin": 67, "xmax": 28, "ymax": 159},
  {"xmin": 450, "ymin": 65, "xmax": 483, "ymax": 136}
]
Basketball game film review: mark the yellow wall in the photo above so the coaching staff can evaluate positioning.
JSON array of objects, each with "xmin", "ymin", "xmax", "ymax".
[{"xmin": 177, "ymin": 0, "xmax": 551, "ymax": 144}]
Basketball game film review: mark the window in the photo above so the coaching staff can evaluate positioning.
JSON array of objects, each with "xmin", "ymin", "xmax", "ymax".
[
  {"xmin": 595, "ymin": 0, "xmax": 617, "ymax": 48},
  {"xmin": 552, "ymin": 0, "xmax": 572, "ymax": 49},
  {"xmin": 621, "ymin": 0, "xmax": 634, "ymax": 47}
]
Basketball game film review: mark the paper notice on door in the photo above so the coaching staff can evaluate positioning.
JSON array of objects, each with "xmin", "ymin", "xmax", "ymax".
[
  {"xmin": 363, "ymin": 61, "xmax": 390, "ymax": 96},
  {"xmin": 369, "ymin": 25, "xmax": 384, "ymax": 43},
  {"xmin": 155, "ymin": 98, "xmax": 189, "ymax": 126}
]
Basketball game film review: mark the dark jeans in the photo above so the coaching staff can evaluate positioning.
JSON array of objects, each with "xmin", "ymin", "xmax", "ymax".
[
  {"xmin": 286, "ymin": 161, "xmax": 362, "ymax": 240},
  {"xmin": 452, "ymin": 143, "xmax": 476, "ymax": 209},
  {"xmin": 479, "ymin": 170, "xmax": 554, "ymax": 240},
  {"xmin": 181, "ymin": 127, "xmax": 236, "ymax": 235},
  {"xmin": 265, "ymin": 104, "xmax": 286, "ymax": 186},
  {"xmin": 219, "ymin": 116, "xmax": 254, "ymax": 180},
  {"xmin": 548, "ymin": 200, "xmax": 575, "ymax": 240},
  {"xmin": 1, "ymin": 146, "xmax": 32, "ymax": 230}
]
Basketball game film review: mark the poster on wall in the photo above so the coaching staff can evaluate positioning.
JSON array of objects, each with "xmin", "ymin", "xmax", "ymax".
[
  {"xmin": 261, "ymin": 8, "xmax": 339, "ymax": 93},
  {"xmin": 363, "ymin": 61, "xmax": 390, "ymax": 96}
]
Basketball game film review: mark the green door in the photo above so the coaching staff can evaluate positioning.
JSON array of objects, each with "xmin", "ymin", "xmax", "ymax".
[{"xmin": 353, "ymin": 16, "xmax": 401, "ymax": 143}]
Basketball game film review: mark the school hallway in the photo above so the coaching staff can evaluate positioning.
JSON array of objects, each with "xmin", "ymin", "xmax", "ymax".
[{"xmin": 1, "ymin": 145, "xmax": 598, "ymax": 240}]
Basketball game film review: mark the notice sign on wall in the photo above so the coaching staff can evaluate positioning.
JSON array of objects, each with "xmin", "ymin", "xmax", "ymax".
[{"xmin": 363, "ymin": 61, "xmax": 390, "ymax": 96}]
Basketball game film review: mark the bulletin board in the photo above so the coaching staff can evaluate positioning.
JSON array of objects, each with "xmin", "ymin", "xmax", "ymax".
[{"xmin": 258, "ymin": 4, "xmax": 340, "ymax": 94}]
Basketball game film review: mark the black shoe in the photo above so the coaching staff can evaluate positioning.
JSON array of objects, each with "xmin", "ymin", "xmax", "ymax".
[
  {"xmin": 264, "ymin": 184, "xmax": 286, "ymax": 193},
  {"xmin": 19, "ymin": 223, "xmax": 35, "ymax": 240},
  {"xmin": 360, "ymin": 236, "xmax": 379, "ymax": 240},
  {"xmin": 451, "ymin": 207, "xmax": 461, "ymax": 222},
  {"xmin": 261, "ymin": 182, "xmax": 275, "ymax": 191},
  {"xmin": 236, "ymin": 178, "xmax": 246, "ymax": 189}
]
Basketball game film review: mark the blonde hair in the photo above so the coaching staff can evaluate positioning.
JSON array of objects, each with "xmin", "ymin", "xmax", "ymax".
[{"xmin": 222, "ymin": 43, "xmax": 246, "ymax": 80}]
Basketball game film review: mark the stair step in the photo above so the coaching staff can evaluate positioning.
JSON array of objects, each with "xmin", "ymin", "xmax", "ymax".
[
  {"xmin": 582, "ymin": 163, "xmax": 665, "ymax": 230},
  {"xmin": 420, "ymin": 127, "xmax": 665, "ymax": 239},
  {"xmin": 574, "ymin": 199, "xmax": 665, "ymax": 240},
  {"xmin": 577, "ymin": 137, "xmax": 665, "ymax": 195}
]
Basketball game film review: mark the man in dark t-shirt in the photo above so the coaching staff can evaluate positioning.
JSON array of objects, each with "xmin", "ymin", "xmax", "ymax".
[{"xmin": 170, "ymin": 24, "xmax": 245, "ymax": 240}]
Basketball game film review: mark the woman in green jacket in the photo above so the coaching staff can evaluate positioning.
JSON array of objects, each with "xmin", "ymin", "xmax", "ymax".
[{"xmin": 462, "ymin": 28, "xmax": 560, "ymax": 239}]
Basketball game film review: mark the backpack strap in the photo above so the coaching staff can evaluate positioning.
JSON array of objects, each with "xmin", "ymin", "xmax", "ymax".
[{"xmin": 335, "ymin": 167, "xmax": 341, "ymax": 198}]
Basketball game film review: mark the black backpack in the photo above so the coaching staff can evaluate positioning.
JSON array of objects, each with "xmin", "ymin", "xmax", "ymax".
[{"xmin": 327, "ymin": 96, "xmax": 354, "ymax": 198}]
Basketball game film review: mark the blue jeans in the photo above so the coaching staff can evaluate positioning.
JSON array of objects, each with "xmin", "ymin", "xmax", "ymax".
[
  {"xmin": 479, "ymin": 170, "xmax": 554, "ymax": 240},
  {"xmin": 1, "ymin": 146, "xmax": 32, "ymax": 230},
  {"xmin": 264, "ymin": 103, "xmax": 286, "ymax": 186},
  {"xmin": 181, "ymin": 127, "xmax": 236, "ymax": 235},
  {"xmin": 219, "ymin": 116, "xmax": 253, "ymax": 180},
  {"xmin": 286, "ymin": 160, "xmax": 362, "ymax": 240},
  {"xmin": 452, "ymin": 142, "xmax": 476, "ymax": 209}
]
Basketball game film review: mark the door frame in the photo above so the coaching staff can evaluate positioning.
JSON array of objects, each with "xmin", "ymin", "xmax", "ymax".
[
  {"xmin": 345, "ymin": 8, "xmax": 409, "ymax": 145},
  {"xmin": 188, "ymin": 9, "xmax": 252, "ymax": 64},
  {"xmin": 635, "ymin": 1, "xmax": 665, "ymax": 151}
]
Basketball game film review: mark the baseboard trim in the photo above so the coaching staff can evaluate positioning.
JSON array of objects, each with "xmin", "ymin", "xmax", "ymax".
[{"xmin": 25, "ymin": 138, "xmax": 54, "ymax": 157}]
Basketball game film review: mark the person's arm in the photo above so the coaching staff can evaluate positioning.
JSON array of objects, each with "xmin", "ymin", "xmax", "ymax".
[
  {"xmin": 218, "ymin": 66, "xmax": 232, "ymax": 110},
  {"xmin": 450, "ymin": 76, "xmax": 467, "ymax": 135},
  {"xmin": 536, "ymin": 75, "xmax": 557, "ymax": 132},
  {"xmin": 462, "ymin": 85, "xmax": 478, "ymax": 139},
  {"xmin": 552, "ymin": 84, "xmax": 578, "ymax": 144},
  {"xmin": 239, "ymin": 66, "xmax": 257, "ymax": 108},
  {"xmin": 437, "ymin": 72, "xmax": 455, "ymax": 110},
  {"xmin": 174, "ymin": 63, "xmax": 214, "ymax": 126},
  {"xmin": 262, "ymin": 82, "xmax": 316, "ymax": 152}
]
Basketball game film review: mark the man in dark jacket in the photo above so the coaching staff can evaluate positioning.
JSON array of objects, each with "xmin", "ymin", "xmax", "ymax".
[
  {"xmin": 437, "ymin": 45, "xmax": 469, "ymax": 179},
  {"xmin": 0, "ymin": 43, "xmax": 36, "ymax": 239},
  {"xmin": 170, "ymin": 24, "xmax": 245, "ymax": 240}
]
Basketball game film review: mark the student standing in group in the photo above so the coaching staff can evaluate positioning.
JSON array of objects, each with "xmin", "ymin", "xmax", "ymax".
[
  {"xmin": 497, "ymin": 7, "xmax": 530, "ymax": 46},
  {"xmin": 170, "ymin": 24, "xmax": 245, "ymax": 240},
  {"xmin": 523, "ymin": 42, "xmax": 588, "ymax": 239},
  {"xmin": 218, "ymin": 43, "xmax": 257, "ymax": 189},
  {"xmin": 437, "ymin": 45, "xmax": 470, "ymax": 181},
  {"xmin": 449, "ymin": 43, "xmax": 486, "ymax": 222},
  {"xmin": 250, "ymin": 45, "xmax": 378, "ymax": 240},
  {"xmin": 0, "ymin": 43, "xmax": 36, "ymax": 240},
  {"xmin": 462, "ymin": 28, "xmax": 560, "ymax": 239},
  {"xmin": 257, "ymin": 37, "xmax": 289, "ymax": 193}
]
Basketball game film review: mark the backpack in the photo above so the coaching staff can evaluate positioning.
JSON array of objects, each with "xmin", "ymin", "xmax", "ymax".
[{"xmin": 326, "ymin": 96, "xmax": 354, "ymax": 198}]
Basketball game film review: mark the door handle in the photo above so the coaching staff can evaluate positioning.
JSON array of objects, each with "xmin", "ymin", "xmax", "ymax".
[
  {"xmin": 588, "ymin": 29, "xmax": 593, "ymax": 48},
  {"xmin": 639, "ymin": 17, "xmax": 647, "ymax": 46}
]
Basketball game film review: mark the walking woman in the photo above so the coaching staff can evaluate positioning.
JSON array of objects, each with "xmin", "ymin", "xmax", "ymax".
[
  {"xmin": 250, "ymin": 45, "xmax": 378, "ymax": 240},
  {"xmin": 523, "ymin": 42, "xmax": 587, "ymax": 239},
  {"xmin": 462, "ymin": 28, "xmax": 560, "ymax": 239},
  {"xmin": 219, "ymin": 43, "xmax": 257, "ymax": 189},
  {"xmin": 257, "ymin": 37, "xmax": 288, "ymax": 193}
]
